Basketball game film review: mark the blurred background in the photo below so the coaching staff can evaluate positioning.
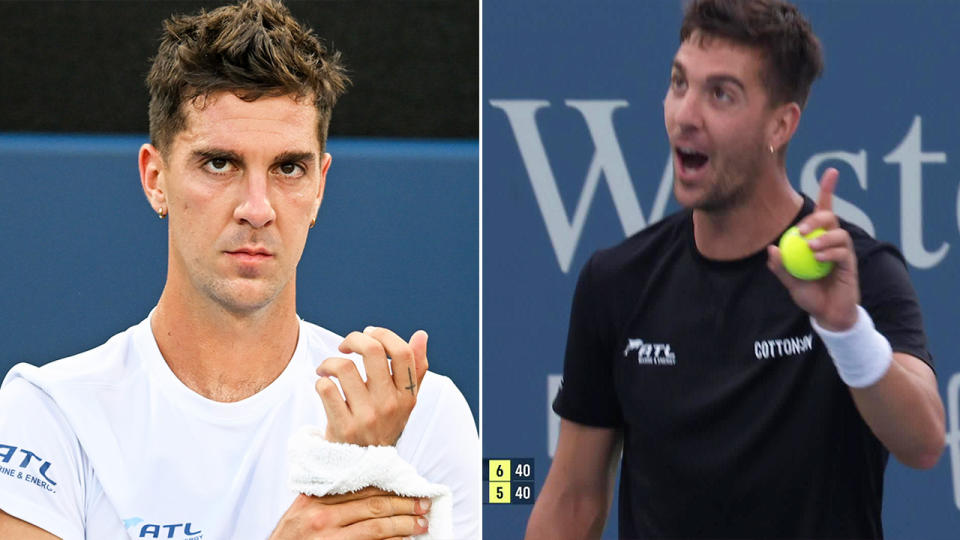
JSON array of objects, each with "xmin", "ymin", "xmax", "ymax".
[
  {"xmin": 0, "ymin": 0, "xmax": 479, "ymax": 421},
  {"xmin": 484, "ymin": 0, "xmax": 960, "ymax": 537}
]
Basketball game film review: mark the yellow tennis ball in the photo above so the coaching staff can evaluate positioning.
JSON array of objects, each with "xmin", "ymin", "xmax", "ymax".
[{"xmin": 778, "ymin": 226, "xmax": 834, "ymax": 280}]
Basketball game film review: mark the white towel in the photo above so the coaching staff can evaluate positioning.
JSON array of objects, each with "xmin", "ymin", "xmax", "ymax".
[{"xmin": 287, "ymin": 426, "xmax": 454, "ymax": 539}]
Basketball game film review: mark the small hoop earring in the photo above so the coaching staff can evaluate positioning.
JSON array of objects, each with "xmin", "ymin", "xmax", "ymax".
[
  {"xmin": 769, "ymin": 144, "xmax": 776, "ymax": 155},
  {"xmin": 309, "ymin": 218, "xmax": 316, "ymax": 229},
  {"xmin": 157, "ymin": 207, "xmax": 167, "ymax": 219}
]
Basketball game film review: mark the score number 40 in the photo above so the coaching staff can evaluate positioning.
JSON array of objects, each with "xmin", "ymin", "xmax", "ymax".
[
  {"xmin": 495, "ymin": 461, "xmax": 532, "ymax": 478},
  {"xmin": 493, "ymin": 483, "xmax": 532, "ymax": 500}
]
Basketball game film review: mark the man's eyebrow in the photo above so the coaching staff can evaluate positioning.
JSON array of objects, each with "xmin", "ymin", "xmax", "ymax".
[
  {"xmin": 192, "ymin": 148, "xmax": 243, "ymax": 164},
  {"xmin": 671, "ymin": 61, "xmax": 746, "ymax": 92},
  {"xmin": 275, "ymin": 151, "xmax": 317, "ymax": 165},
  {"xmin": 706, "ymin": 74, "xmax": 746, "ymax": 92},
  {"xmin": 189, "ymin": 149, "xmax": 317, "ymax": 166}
]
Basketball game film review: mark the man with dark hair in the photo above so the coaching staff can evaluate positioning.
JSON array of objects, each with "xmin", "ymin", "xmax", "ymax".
[
  {"xmin": 526, "ymin": 0, "xmax": 944, "ymax": 538},
  {"xmin": 0, "ymin": 1, "xmax": 478, "ymax": 539}
]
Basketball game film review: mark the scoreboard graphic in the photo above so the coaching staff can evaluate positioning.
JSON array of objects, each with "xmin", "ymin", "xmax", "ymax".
[{"xmin": 483, "ymin": 458, "xmax": 535, "ymax": 504}]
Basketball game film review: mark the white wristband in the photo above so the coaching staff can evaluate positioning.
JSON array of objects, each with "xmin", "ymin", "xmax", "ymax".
[{"xmin": 810, "ymin": 305, "xmax": 893, "ymax": 388}]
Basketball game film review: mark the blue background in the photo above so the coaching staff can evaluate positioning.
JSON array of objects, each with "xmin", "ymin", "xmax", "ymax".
[
  {"xmin": 0, "ymin": 135, "xmax": 478, "ymax": 423},
  {"xmin": 484, "ymin": 0, "xmax": 960, "ymax": 538}
]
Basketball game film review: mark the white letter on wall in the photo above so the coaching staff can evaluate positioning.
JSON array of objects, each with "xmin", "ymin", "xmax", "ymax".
[
  {"xmin": 883, "ymin": 115, "xmax": 948, "ymax": 269},
  {"xmin": 490, "ymin": 100, "xmax": 672, "ymax": 272}
]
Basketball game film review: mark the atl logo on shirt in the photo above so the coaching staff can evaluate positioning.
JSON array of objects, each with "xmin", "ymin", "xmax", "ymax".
[
  {"xmin": 0, "ymin": 443, "xmax": 57, "ymax": 493},
  {"xmin": 623, "ymin": 339, "xmax": 676, "ymax": 366},
  {"xmin": 124, "ymin": 517, "xmax": 202, "ymax": 539}
]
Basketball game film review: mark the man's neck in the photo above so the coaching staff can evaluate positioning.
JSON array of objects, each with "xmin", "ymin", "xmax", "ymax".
[
  {"xmin": 150, "ymin": 286, "xmax": 301, "ymax": 403},
  {"xmin": 692, "ymin": 170, "xmax": 803, "ymax": 261}
]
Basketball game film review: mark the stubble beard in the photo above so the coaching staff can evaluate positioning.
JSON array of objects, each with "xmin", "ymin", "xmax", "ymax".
[
  {"xmin": 187, "ymin": 256, "xmax": 289, "ymax": 316},
  {"xmin": 203, "ymin": 230, "xmax": 291, "ymax": 315},
  {"xmin": 685, "ymin": 144, "xmax": 766, "ymax": 214},
  {"xmin": 211, "ymin": 278, "xmax": 282, "ymax": 315}
]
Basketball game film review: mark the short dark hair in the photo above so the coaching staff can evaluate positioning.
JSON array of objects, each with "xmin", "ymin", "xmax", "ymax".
[
  {"xmin": 147, "ymin": 0, "xmax": 349, "ymax": 154},
  {"xmin": 680, "ymin": 0, "xmax": 823, "ymax": 108}
]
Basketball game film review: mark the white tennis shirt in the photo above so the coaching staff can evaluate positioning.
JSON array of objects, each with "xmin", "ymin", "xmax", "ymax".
[{"xmin": 0, "ymin": 315, "xmax": 479, "ymax": 540}]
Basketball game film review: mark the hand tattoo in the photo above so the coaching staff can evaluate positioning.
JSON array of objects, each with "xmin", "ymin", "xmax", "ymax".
[{"xmin": 405, "ymin": 366, "xmax": 416, "ymax": 395}]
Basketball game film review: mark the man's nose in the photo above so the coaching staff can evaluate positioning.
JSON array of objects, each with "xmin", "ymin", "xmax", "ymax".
[
  {"xmin": 670, "ymin": 90, "xmax": 704, "ymax": 134},
  {"xmin": 233, "ymin": 172, "xmax": 276, "ymax": 228}
]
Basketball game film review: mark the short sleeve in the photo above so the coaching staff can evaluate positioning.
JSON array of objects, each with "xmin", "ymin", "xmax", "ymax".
[
  {"xmin": 552, "ymin": 254, "xmax": 623, "ymax": 427},
  {"xmin": 0, "ymin": 371, "xmax": 86, "ymax": 540},
  {"xmin": 858, "ymin": 245, "xmax": 933, "ymax": 369}
]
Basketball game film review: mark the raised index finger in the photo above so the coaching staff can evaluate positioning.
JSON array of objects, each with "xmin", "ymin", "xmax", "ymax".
[{"xmin": 816, "ymin": 167, "xmax": 839, "ymax": 212}]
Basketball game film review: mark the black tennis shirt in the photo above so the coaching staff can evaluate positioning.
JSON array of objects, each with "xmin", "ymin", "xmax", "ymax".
[{"xmin": 553, "ymin": 197, "xmax": 932, "ymax": 539}]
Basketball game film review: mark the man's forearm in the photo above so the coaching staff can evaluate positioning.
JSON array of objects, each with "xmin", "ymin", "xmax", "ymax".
[
  {"xmin": 526, "ymin": 420, "xmax": 621, "ymax": 540},
  {"xmin": 525, "ymin": 482, "xmax": 610, "ymax": 540},
  {"xmin": 0, "ymin": 511, "xmax": 60, "ymax": 540},
  {"xmin": 850, "ymin": 352, "xmax": 945, "ymax": 469}
]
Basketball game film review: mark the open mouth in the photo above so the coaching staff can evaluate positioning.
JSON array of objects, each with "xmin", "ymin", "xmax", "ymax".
[{"xmin": 676, "ymin": 147, "xmax": 709, "ymax": 171}]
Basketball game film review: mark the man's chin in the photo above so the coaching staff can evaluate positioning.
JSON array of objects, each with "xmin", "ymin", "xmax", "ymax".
[
  {"xmin": 674, "ymin": 179, "xmax": 745, "ymax": 213},
  {"xmin": 205, "ymin": 279, "xmax": 286, "ymax": 315},
  {"xmin": 673, "ymin": 181, "xmax": 709, "ymax": 210}
]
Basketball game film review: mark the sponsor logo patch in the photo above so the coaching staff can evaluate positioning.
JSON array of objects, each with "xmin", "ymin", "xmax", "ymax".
[
  {"xmin": 0, "ymin": 443, "xmax": 57, "ymax": 493},
  {"xmin": 623, "ymin": 338, "xmax": 676, "ymax": 366}
]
